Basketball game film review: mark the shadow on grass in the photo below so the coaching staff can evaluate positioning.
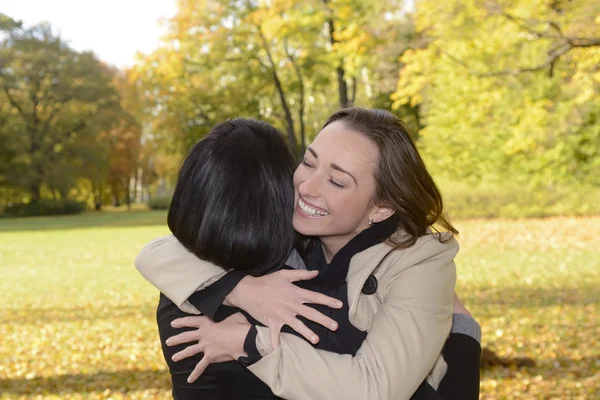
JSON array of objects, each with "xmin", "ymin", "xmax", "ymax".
[
  {"xmin": 2, "ymin": 357, "xmax": 598, "ymax": 395},
  {"xmin": 461, "ymin": 286, "xmax": 600, "ymax": 309},
  {"xmin": 481, "ymin": 355, "xmax": 600, "ymax": 379},
  {"xmin": 0, "ymin": 210, "xmax": 167, "ymax": 233},
  {"xmin": 0, "ymin": 369, "xmax": 170, "ymax": 395}
]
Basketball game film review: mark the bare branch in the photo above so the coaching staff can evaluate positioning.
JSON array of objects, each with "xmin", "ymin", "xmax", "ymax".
[
  {"xmin": 437, "ymin": 31, "xmax": 599, "ymax": 78},
  {"xmin": 568, "ymin": 37, "xmax": 600, "ymax": 48},
  {"xmin": 3, "ymin": 87, "xmax": 26, "ymax": 118}
]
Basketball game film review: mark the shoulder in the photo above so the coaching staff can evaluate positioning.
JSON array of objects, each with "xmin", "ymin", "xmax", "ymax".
[
  {"xmin": 385, "ymin": 232, "xmax": 459, "ymax": 270},
  {"xmin": 135, "ymin": 234, "xmax": 183, "ymax": 265},
  {"xmin": 346, "ymin": 233, "xmax": 458, "ymax": 330},
  {"xmin": 362, "ymin": 232, "xmax": 459, "ymax": 275},
  {"xmin": 347, "ymin": 232, "xmax": 458, "ymax": 299}
]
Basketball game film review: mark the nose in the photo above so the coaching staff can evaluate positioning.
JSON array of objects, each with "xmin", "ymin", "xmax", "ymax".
[{"xmin": 298, "ymin": 171, "xmax": 321, "ymax": 199}]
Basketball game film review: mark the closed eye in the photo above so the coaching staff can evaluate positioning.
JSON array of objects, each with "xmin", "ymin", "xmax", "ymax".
[
  {"xmin": 329, "ymin": 179, "xmax": 345, "ymax": 189},
  {"xmin": 301, "ymin": 158, "xmax": 314, "ymax": 168}
]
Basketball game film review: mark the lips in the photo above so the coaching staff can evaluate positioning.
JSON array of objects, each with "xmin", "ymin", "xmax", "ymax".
[{"xmin": 298, "ymin": 198, "xmax": 329, "ymax": 217}]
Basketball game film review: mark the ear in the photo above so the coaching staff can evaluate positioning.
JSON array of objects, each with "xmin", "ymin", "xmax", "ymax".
[{"xmin": 369, "ymin": 204, "xmax": 395, "ymax": 224}]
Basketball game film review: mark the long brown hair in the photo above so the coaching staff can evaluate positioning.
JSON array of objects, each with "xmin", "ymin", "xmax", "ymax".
[{"xmin": 323, "ymin": 108, "xmax": 457, "ymax": 248}]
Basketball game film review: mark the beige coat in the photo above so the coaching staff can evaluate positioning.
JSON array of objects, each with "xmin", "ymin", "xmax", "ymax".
[{"xmin": 135, "ymin": 233, "xmax": 458, "ymax": 400}]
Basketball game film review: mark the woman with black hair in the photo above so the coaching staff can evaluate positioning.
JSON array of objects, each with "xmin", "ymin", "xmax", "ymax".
[{"xmin": 138, "ymin": 113, "xmax": 481, "ymax": 400}]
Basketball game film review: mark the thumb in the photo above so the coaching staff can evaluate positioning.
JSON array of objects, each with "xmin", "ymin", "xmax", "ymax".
[{"xmin": 269, "ymin": 324, "xmax": 282, "ymax": 350}]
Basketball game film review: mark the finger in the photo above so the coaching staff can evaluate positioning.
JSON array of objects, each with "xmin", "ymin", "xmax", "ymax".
[
  {"xmin": 171, "ymin": 316, "xmax": 207, "ymax": 328},
  {"xmin": 229, "ymin": 312, "xmax": 249, "ymax": 324},
  {"xmin": 172, "ymin": 343, "xmax": 204, "ymax": 362},
  {"xmin": 187, "ymin": 357, "xmax": 211, "ymax": 383},
  {"xmin": 166, "ymin": 330, "xmax": 201, "ymax": 347},
  {"xmin": 303, "ymin": 290, "xmax": 343, "ymax": 309},
  {"xmin": 287, "ymin": 318, "xmax": 319, "ymax": 345},
  {"xmin": 296, "ymin": 305, "xmax": 339, "ymax": 331},
  {"xmin": 268, "ymin": 324, "xmax": 282, "ymax": 350},
  {"xmin": 281, "ymin": 269, "xmax": 319, "ymax": 282}
]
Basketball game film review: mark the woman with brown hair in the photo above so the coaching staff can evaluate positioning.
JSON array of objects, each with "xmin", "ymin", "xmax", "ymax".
[{"xmin": 137, "ymin": 109, "xmax": 481, "ymax": 399}]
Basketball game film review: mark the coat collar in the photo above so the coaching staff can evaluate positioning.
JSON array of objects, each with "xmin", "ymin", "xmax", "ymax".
[{"xmin": 307, "ymin": 215, "xmax": 399, "ymax": 281}]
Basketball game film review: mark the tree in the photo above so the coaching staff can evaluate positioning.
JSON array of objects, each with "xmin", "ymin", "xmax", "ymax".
[
  {"xmin": 0, "ymin": 16, "xmax": 119, "ymax": 201},
  {"xmin": 392, "ymin": 0, "xmax": 600, "ymax": 187},
  {"xmin": 133, "ymin": 0, "xmax": 411, "ymax": 158}
]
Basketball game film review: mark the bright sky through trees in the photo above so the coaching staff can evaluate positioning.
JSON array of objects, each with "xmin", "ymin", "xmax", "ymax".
[{"xmin": 1, "ymin": 0, "xmax": 177, "ymax": 68}]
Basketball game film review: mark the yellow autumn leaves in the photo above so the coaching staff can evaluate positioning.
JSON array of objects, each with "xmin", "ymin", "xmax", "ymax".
[{"xmin": 0, "ymin": 212, "xmax": 598, "ymax": 399}]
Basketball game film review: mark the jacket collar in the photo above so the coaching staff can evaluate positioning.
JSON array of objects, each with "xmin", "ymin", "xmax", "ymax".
[{"xmin": 308, "ymin": 215, "xmax": 399, "ymax": 280}]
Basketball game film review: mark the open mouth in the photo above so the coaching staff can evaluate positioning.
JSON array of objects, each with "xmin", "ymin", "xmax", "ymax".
[{"xmin": 298, "ymin": 198, "xmax": 329, "ymax": 217}]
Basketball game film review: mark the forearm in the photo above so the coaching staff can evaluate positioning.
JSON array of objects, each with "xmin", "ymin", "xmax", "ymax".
[
  {"xmin": 135, "ymin": 234, "xmax": 232, "ymax": 315},
  {"xmin": 188, "ymin": 271, "xmax": 248, "ymax": 317},
  {"xmin": 438, "ymin": 314, "xmax": 482, "ymax": 400},
  {"xmin": 451, "ymin": 313, "xmax": 481, "ymax": 343},
  {"xmin": 245, "ymin": 253, "xmax": 457, "ymax": 400},
  {"xmin": 249, "ymin": 309, "xmax": 451, "ymax": 400}
]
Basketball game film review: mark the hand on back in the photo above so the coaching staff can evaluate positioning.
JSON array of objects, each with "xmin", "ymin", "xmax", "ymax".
[{"xmin": 227, "ymin": 269, "xmax": 343, "ymax": 349}]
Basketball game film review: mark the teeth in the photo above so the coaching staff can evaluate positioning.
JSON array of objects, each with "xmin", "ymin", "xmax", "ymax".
[{"xmin": 299, "ymin": 199, "xmax": 329, "ymax": 217}]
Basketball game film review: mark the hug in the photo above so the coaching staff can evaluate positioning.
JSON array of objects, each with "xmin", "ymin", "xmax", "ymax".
[{"xmin": 136, "ymin": 108, "xmax": 482, "ymax": 399}]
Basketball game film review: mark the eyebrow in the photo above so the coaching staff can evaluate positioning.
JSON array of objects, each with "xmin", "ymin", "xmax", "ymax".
[{"xmin": 307, "ymin": 147, "xmax": 358, "ymax": 185}]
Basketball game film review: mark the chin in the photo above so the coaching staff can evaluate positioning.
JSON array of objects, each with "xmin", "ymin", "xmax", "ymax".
[{"xmin": 293, "ymin": 215, "xmax": 324, "ymax": 236}]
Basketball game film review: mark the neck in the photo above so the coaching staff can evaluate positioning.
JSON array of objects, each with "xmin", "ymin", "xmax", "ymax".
[
  {"xmin": 319, "ymin": 240, "xmax": 340, "ymax": 264},
  {"xmin": 319, "ymin": 230, "xmax": 361, "ymax": 263}
]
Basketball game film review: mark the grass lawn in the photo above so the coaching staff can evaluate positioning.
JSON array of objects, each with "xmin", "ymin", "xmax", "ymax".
[{"xmin": 0, "ymin": 211, "xmax": 598, "ymax": 399}]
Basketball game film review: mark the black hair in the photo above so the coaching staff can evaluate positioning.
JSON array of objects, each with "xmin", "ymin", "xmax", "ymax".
[{"xmin": 167, "ymin": 118, "xmax": 297, "ymax": 276}]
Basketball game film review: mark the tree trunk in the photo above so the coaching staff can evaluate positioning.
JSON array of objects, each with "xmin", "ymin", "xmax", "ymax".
[
  {"xmin": 125, "ymin": 180, "xmax": 131, "ymax": 211},
  {"xmin": 91, "ymin": 181, "xmax": 103, "ymax": 210},
  {"xmin": 30, "ymin": 183, "xmax": 41, "ymax": 203},
  {"xmin": 132, "ymin": 170, "xmax": 139, "ymax": 204},
  {"xmin": 257, "ymin": 28, "xmax": 297, "ymax": 155},
  {"xmin": 285, "ymin": 41, "xmax": 307, "ymax": 157},
  {"xmin": 322, "ymin": 2, "xmax": 350, "ymax": 109},
  {"xmin": 336, "ymin": 65, "xmax": 349, "ymax": 108},
  {"xmin": 350, "ymin": 76, "xmax": 357, "ymax": 105}
]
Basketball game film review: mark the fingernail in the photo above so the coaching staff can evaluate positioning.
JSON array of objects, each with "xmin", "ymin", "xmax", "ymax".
[
  {"xmin": 165, "ymin": 339, "xmax": 172, "ymax": 345},
  {"xmin": 337, "ymin": 301, "xmax": 343, "ymax": 307},
  {"xmin": 311, "ymin": 335, "xmax": 318, "ymax": 343},
  {"xmin": 172, "ymin": 355, "xmax": 179, "ymax": 361},
  {"xmin": 171, "ymin": 321, "xmax": 176, "ymax": 327},
  {"xmin": 331, "ymin": 322, "xmax": 338, "ymax": 330}
]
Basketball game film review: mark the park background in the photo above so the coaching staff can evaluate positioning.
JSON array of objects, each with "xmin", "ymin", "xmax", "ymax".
[{"xmin": 0, "ymin": 0, "xmax": 598, "ymax": 399}]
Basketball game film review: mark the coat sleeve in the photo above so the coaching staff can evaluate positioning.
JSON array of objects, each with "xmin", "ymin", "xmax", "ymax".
[
  {"xmin": 247, "ymin": 238, "xmax": 458, "ymax": 400},
  {"xmin": 134, "ymin": 234, "xmax": 228, "ymax": 315},
  {"xmin": 438, "ymin": 332, "xmax": 482, "ymax": 400}
]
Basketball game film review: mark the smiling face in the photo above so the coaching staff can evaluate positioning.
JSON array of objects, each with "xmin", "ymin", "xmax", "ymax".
[{"xmin": 292, "ymin": 120, "xmax": 394, "ymax": 259}]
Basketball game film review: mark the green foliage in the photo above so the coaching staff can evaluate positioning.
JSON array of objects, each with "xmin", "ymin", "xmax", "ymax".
[
  {"xmin": 393, "ymin": 0, "xmax": 600, "ymax": 189},
  {"xmin": 0, "ymin": 16, "xmax": 144, "ymax": 208},
  {"xmin": 2, "ymin": 2, "xmax": 599, "ymax": 218},
  {"xmin": 1, "ymin": 199, "xmax": 87, "ymax": 218},
  {"xmin": 132, "ymin": 0, "xmax": 412, "ymax": 154},
  {"xmin": 0, "ymin": 19, "xmax": 117, "ymax": 200},
  {"xmin": 441, "ymin": 181, "xmax": 600, "ymax": 219},
  {"xmin": 147, "ymin": 196, "xmax": 171, "ymax": 210}
]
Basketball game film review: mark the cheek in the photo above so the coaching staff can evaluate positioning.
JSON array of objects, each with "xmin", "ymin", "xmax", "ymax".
[
  {"xmin": 331, "ymin": 191, "xmax": 370, "ymax": 220},
  {"xmin": 292, "ymin": 168, "xmax": 304, "ymax": 188}
]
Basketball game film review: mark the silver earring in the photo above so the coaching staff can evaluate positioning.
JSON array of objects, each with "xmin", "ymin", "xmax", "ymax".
[{"xmin": 368, "ymin": 219, "xmax": 373, "ymax": 225}]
